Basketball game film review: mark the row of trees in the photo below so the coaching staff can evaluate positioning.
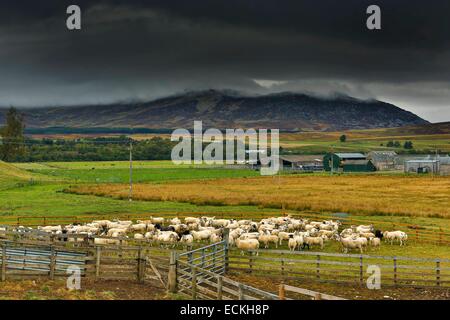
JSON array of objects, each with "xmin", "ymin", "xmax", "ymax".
[
  {"xmin": 339, "ymin": 134, "xmax": 413, "ymax": 150},
  {"xmin": 0, "ymin": 107, "xmax": 177, "ymax": 162},
  {"xmin": 385, "ymin": 140, "xmax": 414, "ymax": 149}
]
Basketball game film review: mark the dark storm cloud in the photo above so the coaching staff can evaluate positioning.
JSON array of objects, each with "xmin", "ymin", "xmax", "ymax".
[{"xmin": 0, "ymin": 0, "xmax": 449, "ymax": 121}]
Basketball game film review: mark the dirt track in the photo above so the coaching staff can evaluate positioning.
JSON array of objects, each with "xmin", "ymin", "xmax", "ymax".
[
  {"xmin": 0, "ymin": 279, "xmax": 168, "ymax": 300},
  {"xmin": 229, "ymin": 273, "xmax": 450, "ymax": 300}
]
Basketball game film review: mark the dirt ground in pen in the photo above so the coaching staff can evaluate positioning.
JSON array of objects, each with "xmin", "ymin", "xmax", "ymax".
[
  {"xmin": 229, "ymin": 274, "xmax": 450, "ymax": 300},
  {"xmin": 0, "ymin": 278, "xmax": 168, "ymax": 300}
]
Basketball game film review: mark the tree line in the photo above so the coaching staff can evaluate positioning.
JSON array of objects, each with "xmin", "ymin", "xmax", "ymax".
[{"xmin": 0, "ymin": 107, "xmax": 176, "ymax": 162}]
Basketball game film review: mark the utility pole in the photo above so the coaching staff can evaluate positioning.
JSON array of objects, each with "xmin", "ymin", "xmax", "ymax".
[
  {"xmin": 129, "ymin": 139, "xmax": 133, "ymax": 202},
  {"xmin": 330, "ymin": 145, "xmax": 334, "ymax": 175}
]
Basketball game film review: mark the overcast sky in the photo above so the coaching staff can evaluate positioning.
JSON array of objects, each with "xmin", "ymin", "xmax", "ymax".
[{"xmin": 0, "ymin": 0, "xmax": 449, "ymax": 122}]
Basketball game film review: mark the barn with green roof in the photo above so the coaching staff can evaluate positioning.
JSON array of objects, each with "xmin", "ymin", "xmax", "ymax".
[{"xmin": 323, "ymin": 153, "xmax": 376, "ymax": 172}]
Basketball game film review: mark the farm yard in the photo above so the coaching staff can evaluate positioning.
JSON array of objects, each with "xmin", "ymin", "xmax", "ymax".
[{"xmin": 0, "ymin": 159, "xmax": 450, "ymax": 300}]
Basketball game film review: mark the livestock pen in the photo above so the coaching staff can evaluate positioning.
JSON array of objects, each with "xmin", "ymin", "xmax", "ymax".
[
  {"xmin": 0, "ymin": 239, "xmax": 170, "ymax": 289},
  {"xmin": 227, "ymin": 249, "xmax": 450, "ymax": 289}
]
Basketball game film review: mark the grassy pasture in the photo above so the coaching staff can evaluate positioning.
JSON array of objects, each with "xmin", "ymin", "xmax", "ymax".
[
  {"xmin": 14, "ymin": 161, "xmax": 259, "ymax": 183},
  {"xmin": 69, "ymin": 174, "xmax": 450, "ymax": 219},
  {"xmin": 280, "ymin": 131, "xmax": 450, "ymax": 153}
]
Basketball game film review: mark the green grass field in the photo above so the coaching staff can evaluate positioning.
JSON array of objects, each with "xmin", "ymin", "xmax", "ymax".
[
  {"xmin": 0, "ymin": 161, "xmax": 266, "ymax": 218},
  {"xmin": 1, "ymin": 159, "xmax": 449, "ymax": 259}
]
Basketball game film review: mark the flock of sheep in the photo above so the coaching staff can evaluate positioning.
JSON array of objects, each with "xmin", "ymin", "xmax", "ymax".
[{"xmin": 24, "ymin": 215, "xmax": 409, "ymax": 254}]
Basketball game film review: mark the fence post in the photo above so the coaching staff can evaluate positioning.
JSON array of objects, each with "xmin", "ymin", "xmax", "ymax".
[
  {"xmin": 137, "ymin": 246, "xmax": 144, "ymax": 283},
  {"xmin": 359, "ymin": 255, "xmax": 363, "ymax": 285},
  {"xmin": 192, "ymin": 267, "xmax": 197, "ymax": 300},
  {"xmin": 201, "ymin": 248, "xmax": 205, "ymax": 268},
  {"xmin": 49, "ymin": 246, "xmax": 56, "ymax": 280},
  {"xmin": 168, "ymin": 251, "xmax": 178, "ymax": 293},
  {"xmin": 1, "ymin": 243, "xmax": 6, "ymax": 281},
  {"xmin": 217, "ymin": 275, "xmax": 223, "ymax": 300},
  {"xmin": 249, "ymin": 253, "xmax": 253, "ymax": 274},
  {"xmin": 223, "ymin": 229, "xmax": 230, "ymax": 274},
  {"xmin": 393, "ymin": 256, "xmax": 397, "ymax": 286},
  {"xmin": 188, "ymin": 251, "xmax": 193, "ymax": 265},
  {"xmin": 212, "ymin": 244, "xmax": 217, "ymax": 270},
  {"xmin": 238, "ymin": 283, "xmax": 244, "ymax": 300},
  {"xmin": 439, "ymin": 228, "xmax": 443, "ymax": 245},
  {"xmin": 316, "ymin": 255, "xmax": 321, "ymax": 280},
  {"xmin": 95, "ymin": 246, "xmax": 101, "ymax": 279},
  {"xmin": 436, "ymin": 259, "xmax": 441, "ymax": 287},
  {"xmin": 278, "ymin": 283, "xmax": 286, "ymax": 300}
]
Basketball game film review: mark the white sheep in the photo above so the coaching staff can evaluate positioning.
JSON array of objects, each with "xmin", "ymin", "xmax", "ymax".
[
  {"xmin": 130, "ymin": 223, "xmax": 147, "ymax": 233},
  {"xmin": 210, "ymin": 233, "xmax": 222, "ymax": 243},
  {"xmin": 235, "ymin": 238, "xmax": 259, "ymax": 255},
  {"xmin": 278, "ymin": 232, "xmax": 294, "ymax": 245},
  {"xmin": 191, "ymin": 230, "xmax": 212, "ymax": 241},
  {"xmin": 369, "ymin": 237, "xmax": 381, "ymax": 250},
  {"xmin": 258, "ymin": 232, "xmax": 279, "ymax": 249},
  {"xmin": 288, "ymin": 237, "xmax": 297, "ymax": 251},
  {"xmin": 150, "ymin": 217, "xmax": 165, "ymax": 224},
  {"xmin": 180, "ymin": 234, "xmax": 194, "ymax": 248},
  {"xmin": 304, "ymin": 236, "xmax": 324, "ymax": 250},
  {"xmin": 184, "ymin": 217, "xmax": 200, "ymax": 224},
  {"xmin": 340, "ymin": 236, "xmax": 364, "ymax": 253},
  {"xmin": 383, "ymin": 231, "xmax": 408, "ymax": 246}
]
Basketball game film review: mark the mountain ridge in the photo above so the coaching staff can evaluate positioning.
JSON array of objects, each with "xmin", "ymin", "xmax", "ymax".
[{"xmin": 0, "ymin": 90, "xmax": 428, "ymax": 131}]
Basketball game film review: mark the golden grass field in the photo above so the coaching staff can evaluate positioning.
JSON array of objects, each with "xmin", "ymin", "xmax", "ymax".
[{"xmin": 68, "ymin": 174, "xmax": 450, "ymax": 218}]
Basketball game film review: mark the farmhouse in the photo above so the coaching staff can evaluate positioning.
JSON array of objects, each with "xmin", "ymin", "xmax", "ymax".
[
  {"xmin": 279, "ymin": 155, "xmax": 323, "ymax": 171},
  {"xmin": 405, "ymin": 160, "xmax": 440, "ymax": 174},
  {"xmin": 323, "ymin": 153, "xmax": 376, "ymax": 172},
  {"xmin": 368, "ymin": 151, "xmax": 397, "ymax": 170}
]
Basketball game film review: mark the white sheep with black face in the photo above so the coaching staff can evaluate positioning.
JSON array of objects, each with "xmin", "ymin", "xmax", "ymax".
[{"xmin": 303, "ymin": 236, "xmax": 324, "ymax": 250}]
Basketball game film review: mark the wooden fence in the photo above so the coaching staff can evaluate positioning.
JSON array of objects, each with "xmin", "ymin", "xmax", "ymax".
[
  {"xmin": 0, "ymin": 239, "xmax": 170, "ymax": 288},
  {"xmin": 278, "ymin": 284, "xmax": 346, "ymax": 300},
  {"xmin": 228, "ymin": 249, "xmax": 450, "ymax": 289},
  {"xmin": 2, "ymin": 210, "xmax": 449, "ymax": 246}
]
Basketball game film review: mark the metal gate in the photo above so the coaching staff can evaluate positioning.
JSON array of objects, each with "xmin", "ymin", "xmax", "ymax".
[
  {"xmin": 177, "ymin": 240, "xmax": 228, "ymax": 275},
  {"xmin": 168, "ymin": 230, "xmax": 279, "ymax": 300}
]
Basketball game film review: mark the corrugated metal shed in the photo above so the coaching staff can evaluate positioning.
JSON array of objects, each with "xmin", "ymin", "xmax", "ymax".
[{"xmin": 335, "ymin": 153, "xmax": 366, "ymax": 159}]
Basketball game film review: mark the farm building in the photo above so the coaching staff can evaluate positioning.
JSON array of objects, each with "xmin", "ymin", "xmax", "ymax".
[
  {"xmin": 279, "ymin": 155, "xmax": 323, "ymax": 171},
  {"xmin": 404, "ymin": 160, "xmax": 440, "ymax": 174},
  {"xmin": 368, "ymin": 151, "xmax": 398, "ymax": 170},
  {"xmin": 323, "ymin": 153, "xmax": 376, "ymax": 172}
]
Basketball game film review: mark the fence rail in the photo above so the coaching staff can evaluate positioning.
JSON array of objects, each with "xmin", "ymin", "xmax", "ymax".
[
  {"xmin": 228, "ymin": 249, "xmax": 450, "ymax": 289},
  {"xmin": 278, "ymin": 283, "xmax": 346, "ymax": 300}
]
